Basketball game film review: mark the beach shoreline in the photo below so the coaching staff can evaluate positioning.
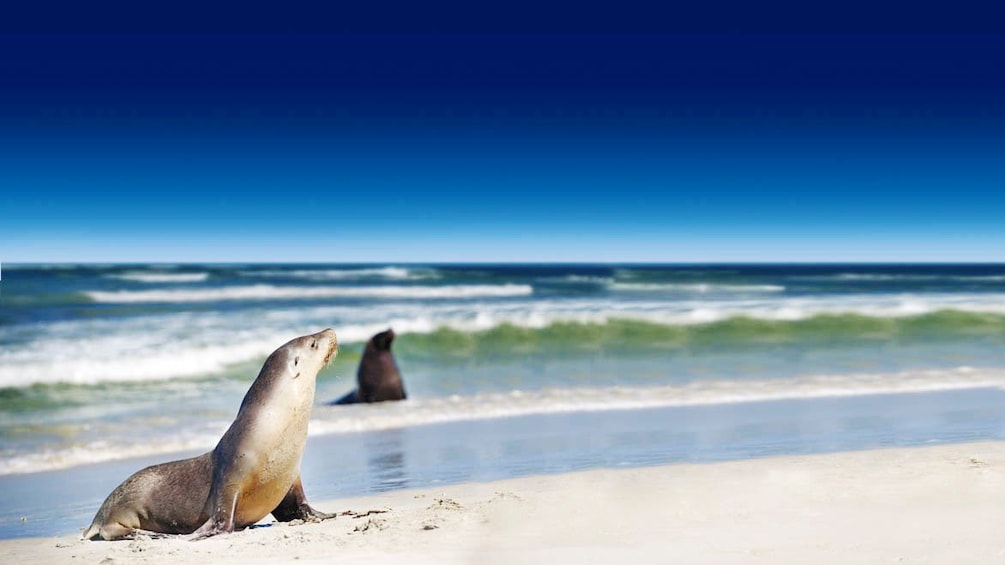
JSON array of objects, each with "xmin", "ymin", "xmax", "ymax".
[
  {"xmin": 4, "ymin": 441, "xmax": 1003, "ymax": 564},
  {"xmin": 5, "ymin": 387, "xmax": 1003, "ymax": 541}
]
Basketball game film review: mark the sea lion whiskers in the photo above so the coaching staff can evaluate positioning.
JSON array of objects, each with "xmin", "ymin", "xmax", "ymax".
[{"xmin": 323, "ymin": 332, "xmax": 338, "ymax": 366}]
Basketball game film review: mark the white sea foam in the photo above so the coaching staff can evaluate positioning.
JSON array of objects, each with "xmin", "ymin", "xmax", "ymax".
[
  {"xmin": 0, "ymin": 315, "xmax": 296, "ymax": 387},
  {"xmin": 0, "ymin": 341, "xmax": 276, "ymax": 387},
  {"xmin": 83, "ymin": 283, "xmax": 533, "ymax": 303},
  {"xmin": 610, "ymin": 282, "xmax": 786, "ymax": 293},
  {"xmin": 801, "ymin": 273, "xmax": 1005, "ymax": 282},
  {"xmin": 0, "ymin": 305, "xmax": 349, "ymax": 387},
  {"xmin": 5, "ymin": 366, "xmax": 1003, "ymax": 475},
  {"xmin": 307, "ymin": 366, "xmax": 1005, "ymax": 435},
  {"xmin": 239, "ymin": 267, "xmax": 437, "ymax": 281},
  {"xmin": 0, "ymin": 434, "xmax": 223, "ymax": 476},
  {"xmin": 106, "ymin": 271, "xmax": 210, "ymax": 283},
  {"xmin": 541, "ymin": 275, "xmax": 616, "ymax": 285},
  {"xmin": 6, "ymin": 291, "xmax": 1005, "ymax": 388},
  {"xmin": 347, "ymin": 292, "xmax": 1005, "ymax": 332}
]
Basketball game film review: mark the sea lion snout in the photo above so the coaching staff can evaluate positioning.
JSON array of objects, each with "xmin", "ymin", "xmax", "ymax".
[
  {"xmin": 373, "ymin": 329, "xmax": 394, "ymax": 350},
  {"xmin": 325, "ymin": 331, "xmax": 338, "ymax": 365},
  {"xmin": 313, "ymin": 328, "xmax": 338, "ymax": 366}
]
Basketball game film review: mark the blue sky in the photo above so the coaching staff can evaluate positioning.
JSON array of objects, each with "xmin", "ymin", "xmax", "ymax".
[{"xmin": 2, "ymin": 11, "xmax": 1004, "ymax": 263}]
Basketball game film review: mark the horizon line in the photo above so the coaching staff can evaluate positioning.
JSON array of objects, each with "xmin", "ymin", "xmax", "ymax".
[{"xmin": 6, "ymin": 260, "xmax": 1005, "ymax": 267}]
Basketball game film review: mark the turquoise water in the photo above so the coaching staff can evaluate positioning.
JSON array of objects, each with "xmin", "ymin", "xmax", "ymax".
[{"xmin": 2, "ymin": 263, "xmax": 1005, "ymax": 476}]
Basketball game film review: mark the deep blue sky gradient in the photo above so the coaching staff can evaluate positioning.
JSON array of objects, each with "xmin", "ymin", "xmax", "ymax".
[{"xmin": 2, "ymin": 10, "xmax": 1004, "ymax": 262}]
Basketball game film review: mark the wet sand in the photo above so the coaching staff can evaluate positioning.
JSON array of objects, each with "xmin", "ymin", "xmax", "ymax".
[{"xmin": 4, "ymin": 441, "xmax": 1003, "ymax": 564}]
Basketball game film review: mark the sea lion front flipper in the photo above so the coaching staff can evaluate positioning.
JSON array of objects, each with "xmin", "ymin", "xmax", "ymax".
[
  {"xmin": 189, "ymin": 483, "xmax": 239, "ymax": 540},
  {"xmin": 271, "ymin": 476, "xmax": 334, "ymax": 522}
]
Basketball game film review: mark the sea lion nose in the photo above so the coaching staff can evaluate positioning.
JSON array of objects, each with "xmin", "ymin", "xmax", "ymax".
[{"xmin": 322, "ymin": 328, "xmax": 338, "ymax": 362}]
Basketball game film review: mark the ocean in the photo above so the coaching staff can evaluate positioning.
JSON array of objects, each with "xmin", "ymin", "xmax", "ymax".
[{"xmin": 2, "ymin": 263, "xmax": 1005, "ymax": 537}]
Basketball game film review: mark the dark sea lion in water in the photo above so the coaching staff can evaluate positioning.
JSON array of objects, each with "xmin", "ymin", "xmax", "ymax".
[
  {"xmin": 83, "ymin": 328, "xmax": 338, "ymax": 541},
  {"xmin": 332, "ymin": 329, "xmax": 406, "ymax": 405}
]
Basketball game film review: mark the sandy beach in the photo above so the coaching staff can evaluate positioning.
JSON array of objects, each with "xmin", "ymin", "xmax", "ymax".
[{"xmin": 3, "ymin": 441, "xmax": 1003, "ymax": 564}]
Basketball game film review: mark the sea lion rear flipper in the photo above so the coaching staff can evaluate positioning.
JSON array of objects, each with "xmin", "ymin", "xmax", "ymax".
[
  {"xmin": 271, "ymin": 476, "xmax": 334, "ymax": 522},
  {"xmin": 330, "ymin": 390, "xmax": 359, "ymax": 405},
  {"xmin": 83, "ymin": 522, "xmax": 133, "ymax": 541},
  {"xmin": 82, "ymin": 523, "xmax": 101, "ymax": 541},
  {"xmin": 84, "ymin": 522, "xmax": 172, "ymax": 541}
]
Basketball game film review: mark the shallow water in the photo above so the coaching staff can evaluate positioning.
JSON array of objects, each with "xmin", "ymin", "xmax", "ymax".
[{"xmin": 1, "ymin": 388, "xmax": 1002, "ymax": 539}]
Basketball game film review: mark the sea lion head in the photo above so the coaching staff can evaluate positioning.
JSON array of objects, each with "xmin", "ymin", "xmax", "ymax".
[
  {"xmin": 285, "ymin": 328, "xmax": 339, "ymax": 377},
  {"xmin": 260, "ymin": 328, "xmax": 339, "ymax": 386},
  {"xmin": 370, "ymin": 328, "xmax": 395, "ymax": 352}
]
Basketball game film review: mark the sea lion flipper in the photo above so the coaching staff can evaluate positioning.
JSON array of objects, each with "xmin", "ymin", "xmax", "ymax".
[
  {"xmin": 190, "ymin": 484, "xmax": 239, "ymax": 540},
  {"xmin": 83, "ymin": 522, "xmax": 133, "ymax": 541},
  {"xmin": 330, "ymin": 390, "xmax": 359, "ymax": 405},
  {"xmin": 84, "ymin": 522, "xmax": 173, "ymax": 541},
  {"xmin": 190, "ymin": 514, "xmax": 234, "ymax": 540},
  {"xmin": 271, "ymin": 476, "xmax": 334, "ymax": 522}
]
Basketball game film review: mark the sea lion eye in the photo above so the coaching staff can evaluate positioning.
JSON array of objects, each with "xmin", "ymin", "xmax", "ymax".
[
  {"xmin": 294, "ymin": 356, "xmax": 300, "ymax": 366},
  {"xmin": 311, "ymin": 341, "xmax": 317, "ymax": 349}
]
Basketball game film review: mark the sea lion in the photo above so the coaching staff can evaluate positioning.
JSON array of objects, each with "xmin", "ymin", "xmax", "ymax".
[
  {"xmin": 332, "ymin": 329, "xmax": 406, "ymax": 405},
  {"xmin": 83, "ymin": 328, "xmax": 338, "ymax": 541}
]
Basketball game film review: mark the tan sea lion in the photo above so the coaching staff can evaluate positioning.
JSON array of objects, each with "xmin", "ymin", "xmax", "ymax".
[
  {"xmin": 83, "ymin": 328, "xmax": 338, "ymax": 541},
  {"xmin": 331, "ymin": 328, "xmax": 406, "ymax": 405}
]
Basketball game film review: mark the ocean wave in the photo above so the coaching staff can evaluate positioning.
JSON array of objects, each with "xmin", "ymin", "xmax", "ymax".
[
  {"xmin": 800, "ymin": 273, "xmax": 1005, "ymax": 282},
  {"xmin": 540, "ymin": 275, "xmax": 616, "ymax": 285},
  {"xmin": 309, "ymin": 366, "xmax": 1005, "ymax": 435},
  {"xmin": 83, "ymin": 283, "xmax": 533, "ymax": 303},
  {"xmin": 0, "ymin": 434, "xmax": 222, "ymax": 476},
  {"xmin": 106, "ymin": 271, "xmax": 210, "ymax": 283},
  {"xmin": 0, "ymin": 306, "xmax": 438, "ymax": 388},
  {"xmin": 0, "ymin": 328, "xmax": 295, "ymax": 388},
  {"xmin": 393, "ymin": 309, "xmax": 1005, "ymax": 360},
  {"xmin": 7, "ymin": 289, "xmax": 1005, "ymax": 388},
  {"xmin": 2, "ymin": 263, "xmax": 80, "ymax": 271},
  {"xmin": 613, "ymin": 268, "xmax": 740, "ymax": 279},
  {"xmin": 348, "ymin": 293, "xmax": 1005, "ymax": 334},
  {"xmin": 610, "ymin": 282, "xmax": 786, "ymax": 293},
  {"xmin": 5, "ymin": 366, "xmax": 1003, "ymax": 475},
  {"xmin": 239, "ymin": 267, "xmax": 438, "ymax": 281}
]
